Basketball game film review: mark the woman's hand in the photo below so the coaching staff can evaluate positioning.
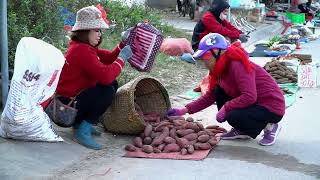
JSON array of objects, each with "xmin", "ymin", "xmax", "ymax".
[
  {"xmin": 167, "ymin": 107, "xmax": 188, "ymax": 116},
  {"xmin": 216, "ymin": 106, "xmax": 227, "ymax": 123},
  {"xmin": 119, "ymin": 45, "xmax": 133, "ymax": 62},
  {"xmin": 121, "ymin": 27, "xmax": 134, "ymax": 43},
  {"xmin": 239, "ymin": 34, "xmax": 249, "ymax": 43}
]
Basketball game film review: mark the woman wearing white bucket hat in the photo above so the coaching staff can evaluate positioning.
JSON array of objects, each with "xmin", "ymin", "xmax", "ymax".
[{"xmin": 56, "ymin": 6, "xmax": 133, "ymax": 150}]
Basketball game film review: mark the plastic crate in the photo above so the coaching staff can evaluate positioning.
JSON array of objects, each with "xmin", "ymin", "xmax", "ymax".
[
  {"xmin": 286, "ymin": 11, "xmax": 293, "ymax": 19},
  {"xmin": 286, "ymin": 12, "xmax": 305, "ymax": 24},
  {"xmin": 230, "ymin": 0, "xmax": 240, "ymax": 8}
]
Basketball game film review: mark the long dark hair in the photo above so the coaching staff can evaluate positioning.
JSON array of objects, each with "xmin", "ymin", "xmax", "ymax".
[
  {"xmin": 70, "ymin": 30, "xmax": 103, "ymax": 47},
  {"xmin": 209, "ymin": 0, "xmax": 230, "ymax": 23}
]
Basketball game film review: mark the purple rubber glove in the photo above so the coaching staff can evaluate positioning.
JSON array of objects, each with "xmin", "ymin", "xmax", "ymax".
[
  {"xmin": 216, "ymin": 106, "xmax": 227, "ymax": 123},
  {"xmin": 167, "ymin": 107, "xmax": 188, "ymax": 116}
]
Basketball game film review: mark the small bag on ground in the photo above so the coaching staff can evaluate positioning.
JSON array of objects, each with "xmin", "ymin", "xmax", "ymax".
[{"xmin": 45, "ymin": 96, "xmax": 77, "ymax": 128}]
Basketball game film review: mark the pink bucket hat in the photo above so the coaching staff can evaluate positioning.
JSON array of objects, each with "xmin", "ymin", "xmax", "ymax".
[{"xmin": 72, "ymin": 6, "xmax": 109, "ymax": 31}]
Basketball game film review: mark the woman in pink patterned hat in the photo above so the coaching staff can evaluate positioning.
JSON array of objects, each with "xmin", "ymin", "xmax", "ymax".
[
  {"xmin": 56, "ymin": 6, "xmax": 132, "ymax": 150},
  {"xmin": 168, "ymin": 33, "xmax": 285, "ymax": 146}
]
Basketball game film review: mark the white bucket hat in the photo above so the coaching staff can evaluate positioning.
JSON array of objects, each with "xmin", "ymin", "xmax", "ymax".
[{"xmin": 72, "ymin": 5, "xmax": 109, "ymax": 31}]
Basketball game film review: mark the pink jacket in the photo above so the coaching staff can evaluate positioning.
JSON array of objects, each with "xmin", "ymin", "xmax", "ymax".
[{"xmin": 186, "ymin": 61, "xmax": 285, "ymax": 116}]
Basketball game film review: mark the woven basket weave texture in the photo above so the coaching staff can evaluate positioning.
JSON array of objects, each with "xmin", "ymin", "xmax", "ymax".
[{"xmin": 101, "ymin": 76, "xmax": 171, "ymax": 134}]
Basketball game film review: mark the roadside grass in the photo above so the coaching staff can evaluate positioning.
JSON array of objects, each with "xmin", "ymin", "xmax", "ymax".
[{"xmin": 101, "ymin": 28, "xmax": 207, "ymax": 96}]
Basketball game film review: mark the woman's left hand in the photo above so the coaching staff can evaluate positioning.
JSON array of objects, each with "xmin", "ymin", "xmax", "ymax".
[
  {"xmin": 216, "ymin": 106, "xmax": 227, "ymax": 123},
  {"xmin": 121, "ymin": 27, "xmax": 134, "ymax": 43}
]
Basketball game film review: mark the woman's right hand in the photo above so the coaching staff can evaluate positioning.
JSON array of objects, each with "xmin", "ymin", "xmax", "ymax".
[
  {"xmin": 119, "ymin": 45, "xmax": 133, "ymax": 62},
  {"xmin": 239, "ymin": 34, "xmax": 249, "ymax": 43},
  {"xmin": 167, "ymin": 107, "xmax": 188, "ymax": 116}
]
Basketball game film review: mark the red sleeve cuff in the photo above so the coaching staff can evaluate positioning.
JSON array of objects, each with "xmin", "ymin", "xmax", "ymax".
[
  {"xmin": 118, "ymin": 42, "xmax": 125, "ymax": 49},
  {"xmin": 115, "ymin": 58, "xmax": 125, "ymax": 69}
]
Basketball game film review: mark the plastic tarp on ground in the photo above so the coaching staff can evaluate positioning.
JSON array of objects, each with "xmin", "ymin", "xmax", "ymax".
[{"xmin": 279, "ymin": 83, "xmax": 300, "ymax": 108}]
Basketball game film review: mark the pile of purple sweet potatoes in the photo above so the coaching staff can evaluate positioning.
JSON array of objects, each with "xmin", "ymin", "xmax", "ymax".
[{"xmin": 125, "ymin": 113, "xmax": 227, "ymax": 155}]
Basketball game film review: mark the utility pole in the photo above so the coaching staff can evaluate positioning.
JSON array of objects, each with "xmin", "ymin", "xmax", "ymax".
[{"xmin": 0, "ymin": 0, "xmax": 9, "ymax": 107}]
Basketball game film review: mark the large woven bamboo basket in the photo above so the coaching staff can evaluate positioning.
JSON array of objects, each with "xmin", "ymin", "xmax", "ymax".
[{"xmin": 101, "ymin": 76, "xmax": 171, "ymax": 135}]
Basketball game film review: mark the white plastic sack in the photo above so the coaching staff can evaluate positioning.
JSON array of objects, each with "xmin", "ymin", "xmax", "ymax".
[{"xmin": 0, "ymin": 37, "xmax": 65, "ymax": 142}]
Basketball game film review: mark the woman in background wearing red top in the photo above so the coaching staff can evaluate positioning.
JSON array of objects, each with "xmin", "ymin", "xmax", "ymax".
[
  {"xmin": 56, "ymin": 6, "xmax": 133, "ymax": 150},
  {"xmin": 191, "ymin": 0, "xmax": 248, "ymax": 51},
  {"xmin": 168, "ymin": 33, "xmax": 285, "ymax": 146}
]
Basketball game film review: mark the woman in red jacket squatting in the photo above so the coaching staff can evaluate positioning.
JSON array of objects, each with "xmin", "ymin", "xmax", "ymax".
[
  {"xmin": 168, "ymin": 33, "xmax": 285, "ymax": 146},
  {"xmin": 191, "ymin": 0, "xmax": 248, "ymax": 51},
  {"xmin": 56, "ymin": 6, "xmax": 133, "ymax": 150}
]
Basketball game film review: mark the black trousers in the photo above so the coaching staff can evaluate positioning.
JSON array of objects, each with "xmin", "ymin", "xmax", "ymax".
[
  {"xmin": 214, "ymin": 86, "xmax": 283, "ymax": 138},
  {"xmin": 298, "ymin": 4, "xmax": 308, "ymax": 13},
  {"xmin": 59, "ymin": 81, "xmax": 118, "ymax": 125}
]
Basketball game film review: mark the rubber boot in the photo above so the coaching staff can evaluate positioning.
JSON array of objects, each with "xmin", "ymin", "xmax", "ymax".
[
  {"xmin": 73, "ymin": 123, "xmax": 101, "ymax": 136},
  {"xmin": 74, "ymin": 121, "xmax": 102, "ymax": 150}
]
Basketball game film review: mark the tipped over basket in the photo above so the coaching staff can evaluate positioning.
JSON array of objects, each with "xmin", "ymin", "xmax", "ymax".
[{"xmin": 101, "ymin": 76, "xmax": 171, "ymax": 135}]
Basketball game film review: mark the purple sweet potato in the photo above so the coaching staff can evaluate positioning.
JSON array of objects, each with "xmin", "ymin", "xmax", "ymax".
[
  {"xmin": 133, "ymin": 137, "xmax": 143, "ymax": 148},
  {"xmin": 208, "ymin": 138, "xmax": 219, "ymax": 146},
  {"xmin": 143, "ymin": 137, "xmax": 152, "ymax": 145},
  {"xmin": 176, "ymin": 137, "xmax": 189, "ymax": 148},
  {"xmin": 140, "ymin": 133, "xmax": 145, "ymax": 139},
  {"xmin": 151, "ymin": 127, "xmax": 170, "ymax": 146},
  {"xmin": 195, "ymin": 122, "xmax": 205, "ymax": 130},
  {"xmin": 143, "ymin": 112, "xmax": 160, "ymax": 122},
  {"xmin": 181, "ymin": 148, "xmax": 188, "ymax": 155},
  {"xmin": 172, "ymin": 120, "xmax": 185, "ymax": 126},
  {"xmin": 150, "ymin": 131, "xmax": 161, "ymax": 139},
  {"xmin": 169, "ymin": 128, "xmax": 177, "ymax": 138},
  {"xmin": 154, "ymin": 122, "xmax": 172, "ymax": 132},
  {"xmin": 163, "ymin": 143, "xmax": 180, "ymax": 153},
  {"xmin": 197, "ymin": 131, "xmax": 208, "ymax": 137},
  {"xmin": 187, "ymin": 145, "xmax": 195, "ymax": 154},
  {"xmin": 205, "ymin": 125, "xmax": 227, "ymax": 133},
  {"xmin": 167, "ymin": 116, "xmax": 185, "ymax": 121},
  {"xmin": 184, "ymin": 133, "xmax": 198, "ymax": 141},
  {"xmin": 164, "ymin": 137, "xmax": 176, "ymax": 144},
  {"xmin": 144, "ymin": 124, "xmax": 153, "ymax": 137},
  {"xmin": 204, "ymin": 129, "xmax": 217, "ymax": 136},
  {"xmin": 151, "ymin": 122, "xmax": 160, "ymax": 128},
  {"xmin": 197, "ymin": 135, "xmax": 210, "ymax": 143},
  {"xmin": 142, "ymin": 145, "xmax": 154, "ymax": 153},
  {"xmin": 125, "ymin": 144, "xmax": 137, "ymax": 152},
  {"xmin": 158, "ymin": 144, "xmax": 166, "ymax": 151},
  {"xmin": 188, "ymin": 140, "xmax": 197, "ymax": 146},
  {"xmin": 205, "ymin": 125, "xmax": 219, "ymax": 129},
  {"xmin": 153, "ymin": 147, "xmax": 162, "ymax": 153},
  {"xmin": 176, "ymin": 129, "xmax": 195, "ymax": 137},
  {"xmin": 198, "ymin": 143, "xmax": 212, "ymax": 150},
  {"xmin": 186, "ymin": 117, "xmax": 194, "ymax": 122},
  {"xmin": 175, "ymin": 126, "xmax": 184, "ymax": 130},
  {"xmin": 193, "ymin": 143, "xmax": 201, "ymax": 150},
  {"xmin": 183, "ymin": 122, "xmax": 200, "ymax": 132}
]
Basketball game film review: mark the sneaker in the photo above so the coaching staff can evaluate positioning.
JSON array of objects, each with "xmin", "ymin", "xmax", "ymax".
[
  {"xmin": 220, "ymin": 128, "xmax": 251, "ymax": 140},
  {"xmin": 259, "ymin": 123, "xmax": 281, "ymax": 146}
]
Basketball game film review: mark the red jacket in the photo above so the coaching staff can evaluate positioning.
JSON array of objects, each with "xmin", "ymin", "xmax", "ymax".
[
  {"xmin": 56, "ymin": 41, "xmax": 125, "ymax": 97},
  {"xmin": 192, "ymin": 11, "xmax": 242, "ymax": 50},
  {"xmin": 186, "ymin": 61, "xmax": 285, "ymax": 116},
  {"xmin": 200, "ymin": 11, "xmax": 241, "ymax": 40}
]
